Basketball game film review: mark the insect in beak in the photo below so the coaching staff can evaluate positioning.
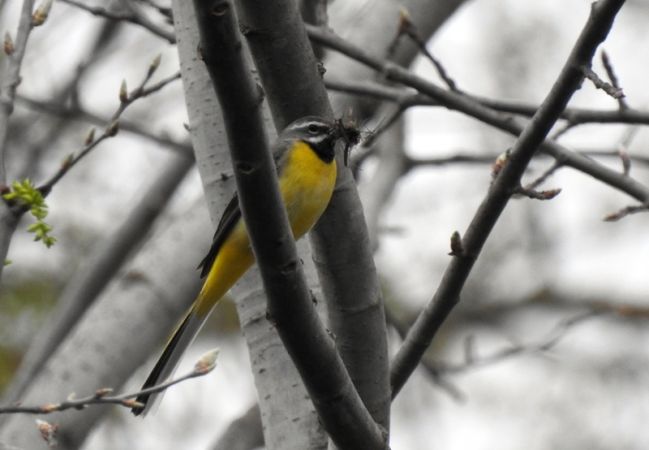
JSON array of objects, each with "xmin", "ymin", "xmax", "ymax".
[{"xmin": 334, "ymin": 118, "xmax": 361, "ymax": 167}]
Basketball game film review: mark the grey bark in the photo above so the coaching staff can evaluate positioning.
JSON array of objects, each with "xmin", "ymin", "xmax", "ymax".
[
  {"xmin": 172, "ymin": 2, "xmax": 328, "ymax": 449},
  {"xmin": 1, "ymin": 152, "xmax": 193, "ymax": 406},
  {"xmin": 0, "ymin": 195, "xmax": 209, "ymax": 449},
  {"xmin": 237, "ymin": 0, "xmax": 392, "ymax": 437},
  {"xmin": 0, "ymin": 0, "xmax": 36, "ymax": 282}
]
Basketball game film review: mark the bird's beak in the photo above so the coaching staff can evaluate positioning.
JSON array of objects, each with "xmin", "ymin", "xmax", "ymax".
[{"xmin": 333, "ymin": 119, "xmax": 361, "ymax": 167}]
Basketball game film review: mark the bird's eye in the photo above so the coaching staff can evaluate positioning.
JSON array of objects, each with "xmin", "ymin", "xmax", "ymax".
[{"xmin": 307, "ymin": 124, "xmax": 320, "ymax": 134}]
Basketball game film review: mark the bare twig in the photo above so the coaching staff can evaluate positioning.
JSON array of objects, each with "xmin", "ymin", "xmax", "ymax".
[
  {"xmin": 59, "ymin": 0, "xmax": 176, "ymax": 43},
  {"xmin": 397, "ymin": 9, "xmax": 459, "ymax": 91},
  {"xmin": 118, "ymin": 0, "xmax": 174, "ymax": 41},
  {"xmin": 16, "ymin": 94, "xmax": 191, "ymax": 156},
  {"xmin": 437, "ymin": 311, "xmax": 601, "ymax": 376},
  {"xmin": 523, "ymin": 161, "xmax": 563, "ymax": 191},
  {"xmin": 37, "ymin": 66, "xmax": 181, "ymax": 194},
  {"xmin": 514, "ymin": 186, "xmax": 562, "ymax": 201},
  {"xmin": 308, "ymin": 25, "xmax": 649, "ymax": 204},
  {"xmin": 581, "ymin": 65, "xmax": 624, "ymax": 100},
  {"xmin": 325, "ymin": 78, "xmax": 649, "ymax": 127},
  {"xmin": 600, "ymin": 50, "xmax": 628, "ymax": 110},
  {"xmin": 10, "ymin": 20, "xmax": 123, "ymax": 181},
  {"xmin": 0, "ymin": 349, "xmax": 218, "ymax": 415},
  {"xmin": 387, "ymin": 0, "xmax": 626, "ymax": 398},
  {"xmin": 406, "ymin": 150, "xmax": 649, "ymax": 173},
  {"xmin": 603, "ymin": 203, "xmax": 649, "ymax": 221}
]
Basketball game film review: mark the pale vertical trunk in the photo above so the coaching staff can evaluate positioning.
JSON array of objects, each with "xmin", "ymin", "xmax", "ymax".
[
  {"xmin": 171, "ymin": 2, "xmax": 327, "ymax": 448},
  {"xmin": 0, "ymin": 186, "xmax": 209, "ymax": 449}
]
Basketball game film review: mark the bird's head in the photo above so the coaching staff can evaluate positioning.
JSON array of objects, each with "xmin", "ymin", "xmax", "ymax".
[{"xmin": 282, "ymin": 116, "xmax": 360, "ymax": 164}]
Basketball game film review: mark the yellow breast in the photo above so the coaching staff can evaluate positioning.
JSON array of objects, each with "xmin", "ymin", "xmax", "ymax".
[
  {"xmin": 279, "ymin": 140, "xmax": 337, "ymax": 239},
  {"xmin": 195, "ymin": 140, "xmax": 336, "ymax": 312}
]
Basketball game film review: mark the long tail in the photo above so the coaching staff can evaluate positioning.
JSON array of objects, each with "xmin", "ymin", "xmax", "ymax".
[
  {"xmin": 132, "ymin": 227, "xmax": 254, "ymax": 416},
  {"xmin": 131, "ymin": 303, "xmax": 208, "ymax": 416}
]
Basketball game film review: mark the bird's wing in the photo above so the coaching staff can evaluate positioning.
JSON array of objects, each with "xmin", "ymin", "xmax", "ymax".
[
  {"xmin": 196, "ymin": 140, "xmax": 292, "ymax": 278},
  {"xmin": 197, "ymin": 193, "xmax": 241, "ymax": 278}
]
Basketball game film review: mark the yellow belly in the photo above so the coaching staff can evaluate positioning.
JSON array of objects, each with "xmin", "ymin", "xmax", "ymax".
[
  {"xmin": 280, "ymin": 141, "xmax": 338, "ymax": 238},
  {"xmin": 196, "ymin": 141, "xmax": 336, "ymax": 314}
]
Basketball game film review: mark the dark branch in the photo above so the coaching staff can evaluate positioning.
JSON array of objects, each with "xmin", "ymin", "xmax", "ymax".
[
  {"xmin": 387, "ymin": 0, "xmax": 626, "ymax": 397},
  {"xmin": 238, "ymin": 0, "xmax": 391, "ymax": 436},
  {"xmin": 324, "ymin": 79, "xmax": 649, "ymax": 126},
  {"xmin": 191, "ymin": 2, "xmax": 387, "ymax": 448},
  {"xmin": 307, "ymin": 22, "xmax": 649, "ymax": 204}
]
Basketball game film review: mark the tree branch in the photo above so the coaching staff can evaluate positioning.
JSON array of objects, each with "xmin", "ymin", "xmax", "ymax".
[
  {"xmin": 307, "ymin": 21, "xmax": 649, "ymax": 204},
  {"xmin": 16, "ymin": 94, "xmax": 192, "ymax": 157},
  {"xmin": 600, "ymin": 50, "xmax": 628, "ymax": 110},
  {"xmin": 0, "ymin": 349, "xmax": 217, "ymax": 415},
  {"xmin": 325, "ymin": 78, "xmax": 649, "ymax": 126},
  {"xmin": 59, "ymin": 0, "xmax": 176, "ymax": 43},
  {"xmin": 171, "ymin": 2, "xmax": 328, "ymax": 447},
  {"xmin": 433, "ymin": 311, "xmax": 601, "ymax": 376},
  {"xmin": 37, "ymin": 68, "xmax": 181, "ymax": 195},
  {"xmin": 387, "ymin": 0, "xmax": 626, "ymax": 397},
  {"xmin": 237, "ymin": 0, "xmax": 391, "ymax": 435},
  {"xmin": 191, "ymin": 1, "xmax": 387, "ymax": 448},
  {"xmin": 581, "ymin": 64, "xmax": 625, "ymax": 100}
]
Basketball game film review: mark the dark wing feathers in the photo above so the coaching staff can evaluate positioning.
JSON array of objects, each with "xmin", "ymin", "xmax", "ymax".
[
  {"xmin": 197, "ymin": 193, "xmax": 241, "ymax": 278},
  {"xmin": 196, "ymin": 140, "xmax": 291, "ymax": 278}
]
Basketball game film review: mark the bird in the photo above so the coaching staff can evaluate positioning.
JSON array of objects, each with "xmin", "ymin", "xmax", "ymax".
[{"xmin": 131, "ymin": 116, "xmax": 355, "ymax": 415}]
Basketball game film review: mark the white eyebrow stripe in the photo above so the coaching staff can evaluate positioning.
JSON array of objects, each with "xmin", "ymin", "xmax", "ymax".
[{"xmin": 288, "ymin": 119, "xmax": 330, "ymax": 132}]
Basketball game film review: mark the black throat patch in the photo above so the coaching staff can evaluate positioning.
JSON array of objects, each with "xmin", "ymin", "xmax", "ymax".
[{"xmin": 304, "ymin": 136, "xmax": 336, "ymax": 163}]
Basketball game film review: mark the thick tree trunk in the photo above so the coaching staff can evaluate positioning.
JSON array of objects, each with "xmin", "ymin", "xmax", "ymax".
[
  {"xmin": 0, "ymin": 188, "xmax": 208, "ymax": 449},
  {"xmin": 2, "ymin": 152, "xmax": 193, "ymax": 406},
  {"xmin": 172, "ymin": 2, "xmax": 328, "ymax": 448}
]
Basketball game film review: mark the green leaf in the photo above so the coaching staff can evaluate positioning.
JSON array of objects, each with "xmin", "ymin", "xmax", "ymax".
[{"xmin": 3, "ymin": 179, "xmax": 56, "ymax": 248}]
